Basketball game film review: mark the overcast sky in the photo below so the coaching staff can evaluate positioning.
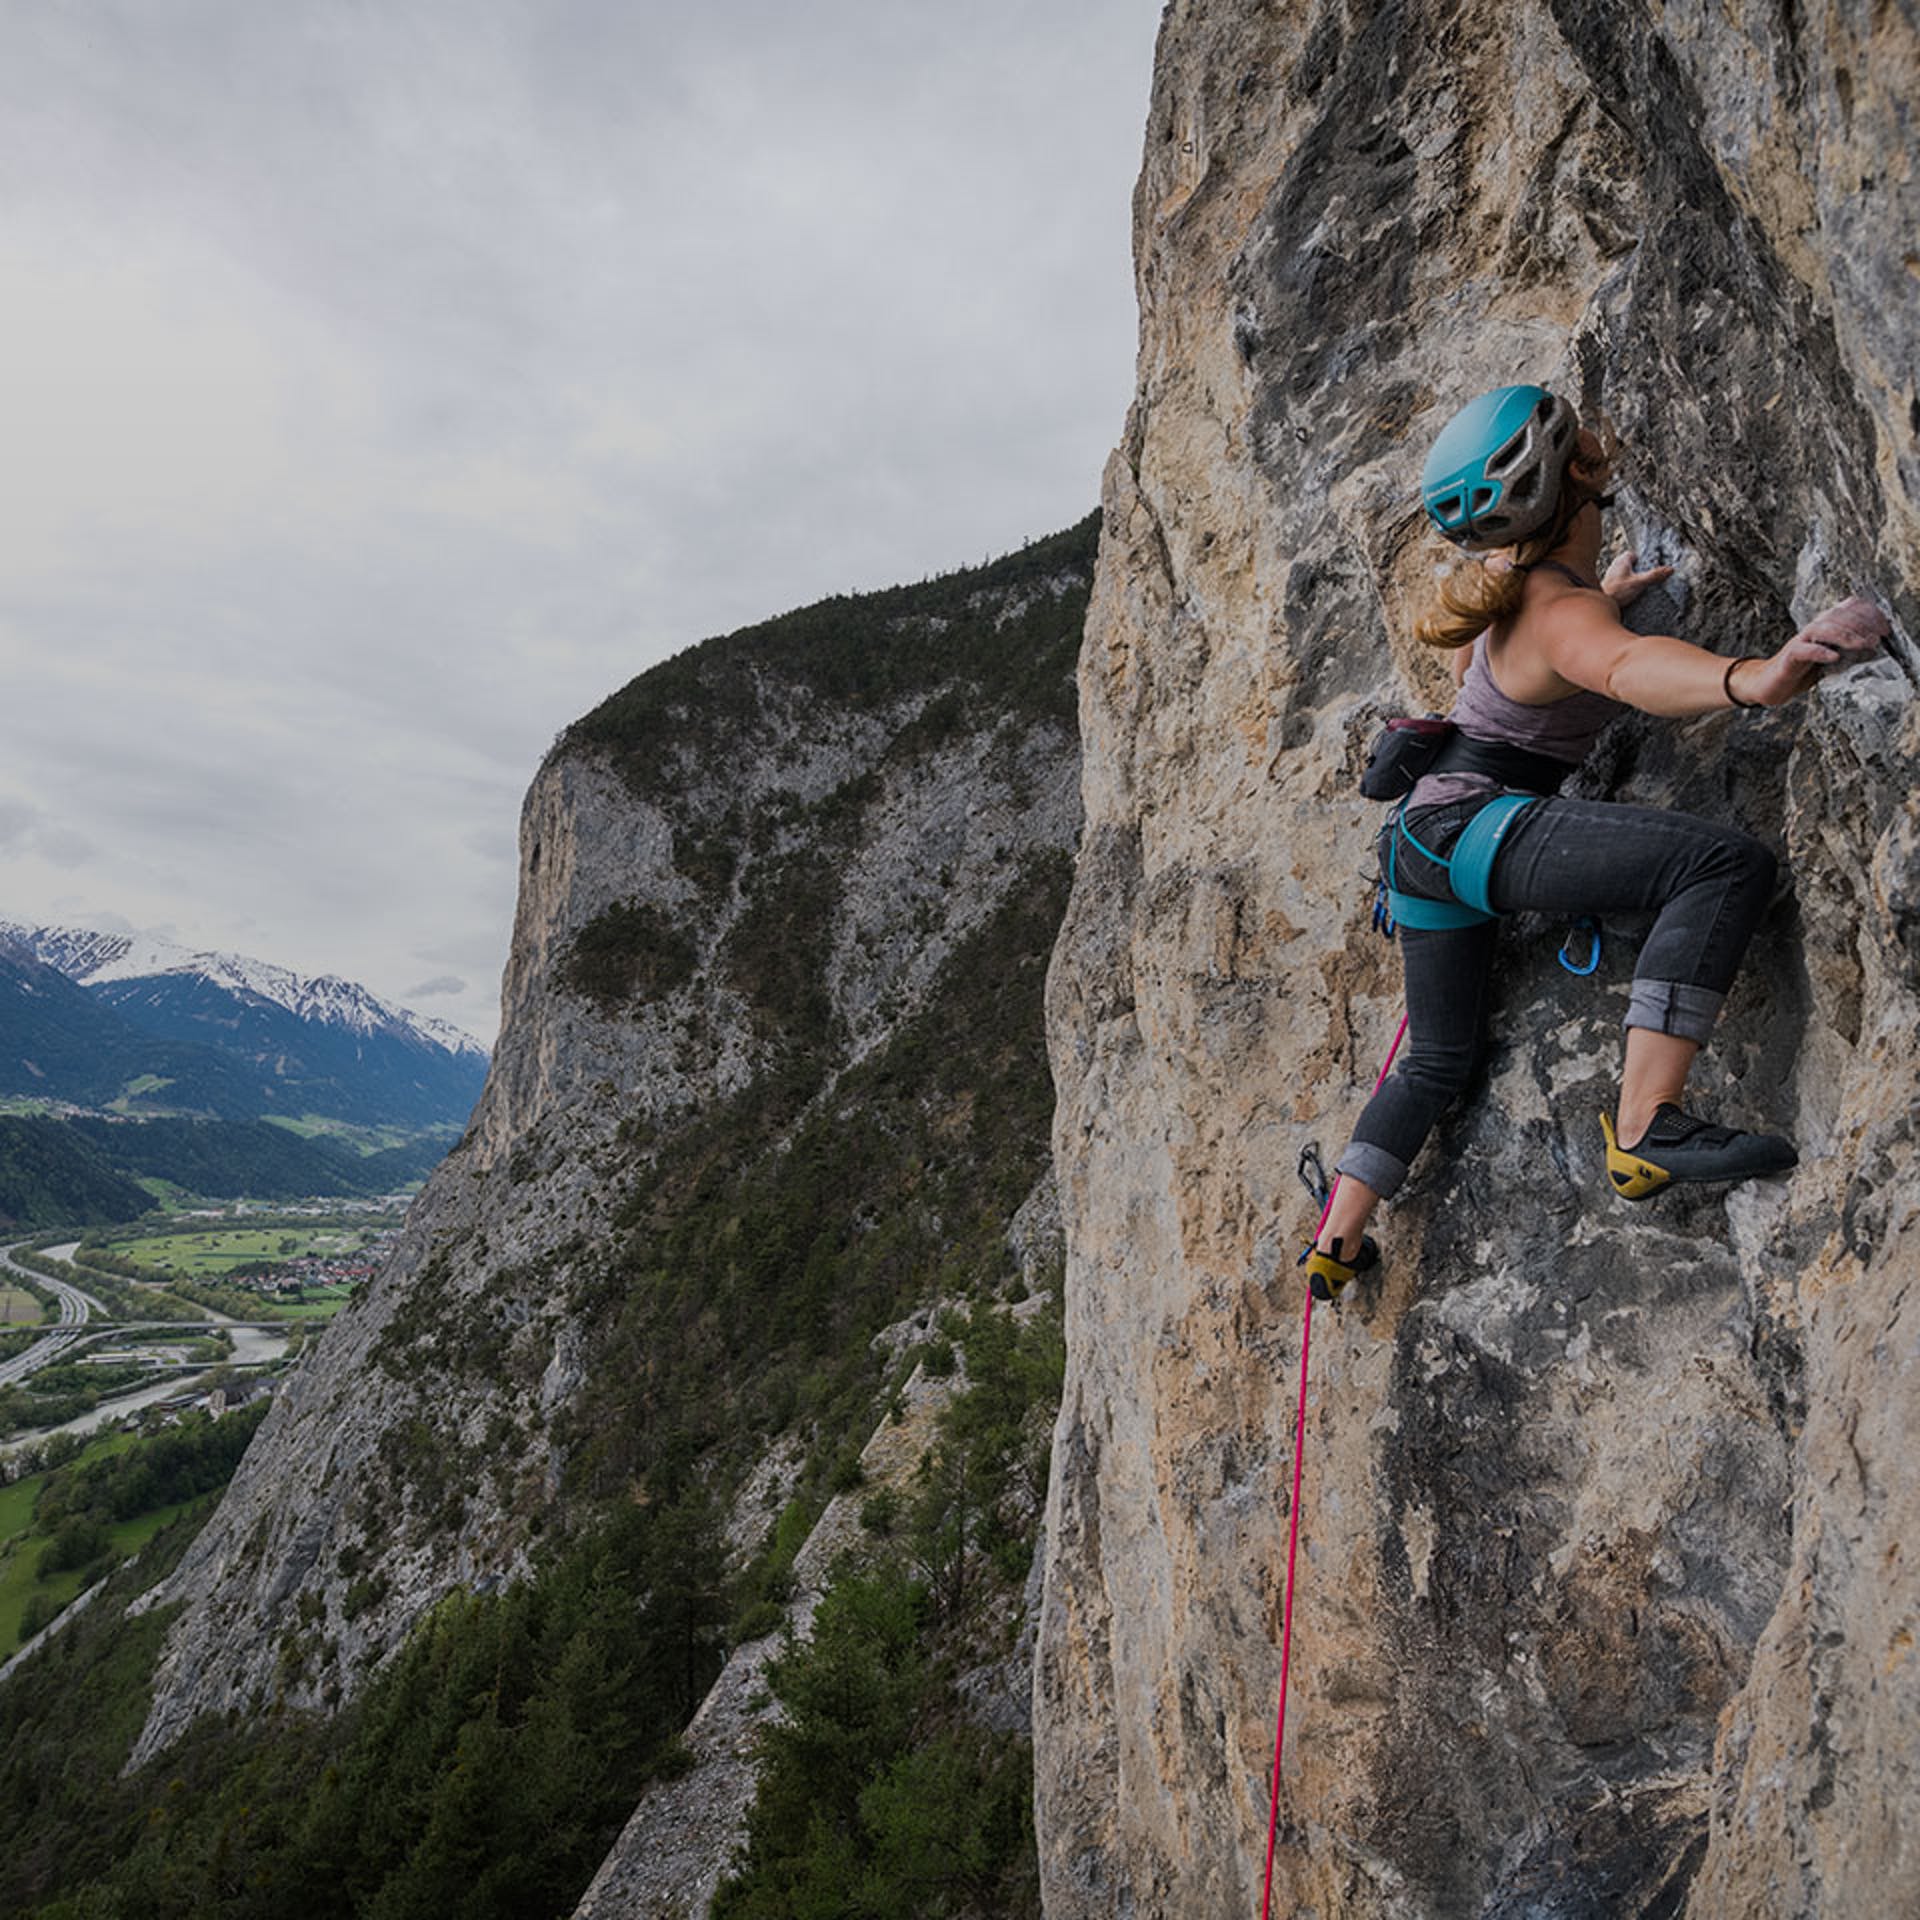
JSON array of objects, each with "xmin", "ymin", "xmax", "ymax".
[{"xmin": 0, "ymin": 1, "xmax": 1161, "ymax": 1046}]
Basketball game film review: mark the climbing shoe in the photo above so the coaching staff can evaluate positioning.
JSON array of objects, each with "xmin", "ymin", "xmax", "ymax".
[
  {"xmin": 1299, "ymin": 1235, "xmax": 1379, "ymax": 1304},
  {"xmin": 1600, "ymin": 1104, "xmax": 1798, "ymax": 1201}
]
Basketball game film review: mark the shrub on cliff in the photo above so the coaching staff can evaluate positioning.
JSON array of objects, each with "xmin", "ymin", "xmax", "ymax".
[{"xmin": 713, "ymin": 1565, "xmax": 1039, "ymax": 1920}]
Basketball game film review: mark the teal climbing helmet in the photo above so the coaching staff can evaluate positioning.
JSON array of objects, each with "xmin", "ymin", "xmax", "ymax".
[{"xmin": 1421, "ymin": 385, "xmax": 1579, "ymax": 549}]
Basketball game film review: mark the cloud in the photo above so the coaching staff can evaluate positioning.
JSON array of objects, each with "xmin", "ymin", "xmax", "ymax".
[
  {"xmin": 0, "ymin": 795, "xmax": 96, "ymax": 870},
  {"xmin": 404, "ymin": 975, "xmax": 468, "ymax": 1000},
  {"xmin": 0, "ymin": 0, "xmax": 1161, "ymax": 1048},
  {"xmin": 67, "ymin": 908, "xmax": 140, "ymax": 936}
]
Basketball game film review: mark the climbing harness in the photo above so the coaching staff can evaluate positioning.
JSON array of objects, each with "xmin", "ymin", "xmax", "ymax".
[
  {"xmin": 1385, "ymin": 791, "xmax": 1536, "ymax": 928},
  {"xmin": 1260, "ymin": 1014, "xmax": 1406, "ymax": 1920},
  {"xmin": 1381, "ymin": 796, "xmax": 1604, "ymax": 976}
]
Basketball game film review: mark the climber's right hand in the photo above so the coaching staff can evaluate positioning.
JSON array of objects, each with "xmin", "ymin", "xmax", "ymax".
[{"xmin": 1745, "ymin": 595, "xmax": 1890, "ymax": 706}]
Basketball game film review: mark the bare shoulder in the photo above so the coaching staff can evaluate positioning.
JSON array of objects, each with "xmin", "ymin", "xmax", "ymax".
[
  {"xmin": 1527, "ymin": 583, "xmax": 1657, "ymax": 698},
  {"xmin": 1531, "ymin": 576, "xmax": 1623, "ymax": 637},
  {"xmin": 1488, "ymin": 579, "xmax": 1606, "ymax": 699}
]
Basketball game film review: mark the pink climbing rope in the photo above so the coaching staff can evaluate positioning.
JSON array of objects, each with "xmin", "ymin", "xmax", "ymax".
[{"xmin": 1259, "ymin": 1011, "xmax": 1408, "ymax": 1920}]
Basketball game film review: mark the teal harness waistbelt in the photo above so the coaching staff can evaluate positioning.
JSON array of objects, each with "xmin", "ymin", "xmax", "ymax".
[{"xmin": 1386, "ymin": 792, "xmax": 1538, "ymax": 930}]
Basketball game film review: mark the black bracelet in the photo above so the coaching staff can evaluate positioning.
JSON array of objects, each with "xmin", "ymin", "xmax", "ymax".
[{"xmin": 1723, "ymin": 657, "xmax": 1761, "ymax": 709}]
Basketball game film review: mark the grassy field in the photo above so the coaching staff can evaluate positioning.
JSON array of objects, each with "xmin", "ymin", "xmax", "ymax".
[
  {"xmin": 176, "ymin": 1288, "xmax": 350, "ymax": 1323},
  {"xmin": 108, "ymin": 1073, "xmax": 176, "ymax": 1114},
  {"xmin": 267, "ymin": 1286, "xmax": 356, "ymax": 1320},
  {"xmin": 0, "ymin": 1287, "xmax": 46, "ymax": 1328},
  {"xmin": 103, "ymin": 1226, "xmax": 382, "ymax": 1276},
  {"xmin": 260, "ymin": 1113, "xmax": 416, "ymax": 1151},
  {"xmin": 134, "ymin": 1176, "xmax": 201, "ymax": 1208},
  {"xmin": 0, "ymin": 1472, "xmax": 40, "ymax": 1546},
  {"xmin": 0, "ymin": 1430, "xmax": 186, "ymax": 1654},
  {"xmin": 0, "ymin": 1498, "xmax": 198, "ymax": 1654}
]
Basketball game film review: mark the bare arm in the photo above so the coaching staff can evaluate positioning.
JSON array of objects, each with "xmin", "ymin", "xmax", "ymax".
[{"xmin": 1539, "ymin": 593, "xmax": 1889, "ymax": 716}]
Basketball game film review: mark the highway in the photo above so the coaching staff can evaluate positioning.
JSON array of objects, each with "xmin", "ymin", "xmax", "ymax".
[
  {"xmin": 0, "ymin": 1242, "xmax": 95, "ymax": 1387},
  {"xmin": 0, "ymin": 1240, "xmax": 294, "ymax": 1453},
  {"xmin": 0, "ymin": 1241, "xmax": 284, "ymax": 1391}
]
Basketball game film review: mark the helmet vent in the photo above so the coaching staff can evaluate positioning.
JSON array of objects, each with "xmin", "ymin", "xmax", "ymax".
[{"xmin": 1484, "ymin": 432, "xmax": 1527, "ymax": 478}]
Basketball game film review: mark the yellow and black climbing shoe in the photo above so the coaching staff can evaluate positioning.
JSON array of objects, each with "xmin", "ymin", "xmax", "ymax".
[
  {"xmin": 1601, "ymin": 1104, "xmax": 1798, "ymax": 1201},
  {"xmin": 1299, "ymin": 1235, "xmax": 1379, "ymax": 1304}
]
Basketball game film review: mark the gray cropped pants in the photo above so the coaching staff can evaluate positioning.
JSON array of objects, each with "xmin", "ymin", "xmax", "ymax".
[{"xmin": 1334, "ymin": 793, "xmax": 1777, "ymax": 1200}]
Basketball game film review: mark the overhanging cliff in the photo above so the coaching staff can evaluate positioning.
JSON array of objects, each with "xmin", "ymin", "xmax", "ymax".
[{"xmin": 1036, "ymin": 4, "xmax": 1917, "ymax": 1916}]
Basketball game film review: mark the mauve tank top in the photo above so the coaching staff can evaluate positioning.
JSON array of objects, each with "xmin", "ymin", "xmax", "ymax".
[{"xmin": 1410, "ymin": 630, "xmax": 1622, "ymax": 807}]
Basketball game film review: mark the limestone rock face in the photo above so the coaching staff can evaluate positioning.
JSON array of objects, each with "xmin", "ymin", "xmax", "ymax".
[{"xmin": 1035, "ymin": 4, "xmax": 1917, "ymax": 1916}]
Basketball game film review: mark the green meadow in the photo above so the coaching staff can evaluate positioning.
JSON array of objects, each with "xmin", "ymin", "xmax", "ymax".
[
  {"xmin": 260, "ymin": 1113, "xmax": 417, "ymax": 1151},
  {"xmin": 102, "ymin": 1226, "xmax": 378, "ymax": 1276},
  {"xmin": 0, "ymin": 1503, "xmax": 195, "ymax": 1654},
  {"xmin": 0, "ymin": 1419, "xmax": 257, "ymax": 1656},
  {"xmin": 266, "ymin": 1287, "xmax": 357, "ymax": 1320},
  {"xmin": 0, "ymin": 1432, "xmax": 145, "ymax": 1655}
]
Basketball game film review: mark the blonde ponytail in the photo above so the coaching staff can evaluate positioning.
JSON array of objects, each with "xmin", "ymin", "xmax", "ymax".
[
  {"xmin": 1412, "ymin": 483, "xmax": 1592, "ymax": 651},
  {"xmin": 1414, "ymin": 560, "xmax": 1528, "ymax": 649}
]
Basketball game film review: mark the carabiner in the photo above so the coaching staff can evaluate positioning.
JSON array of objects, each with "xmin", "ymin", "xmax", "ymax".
[
  {"xmin": 1558, "ymin": 916, "xmax": 1601, "ymax": 977},
  {"xmin": 1371, "ymin": 873, "xmax": 1397, "ymax": 939},
  {"xmin": 1296, "ymin": 1143, "xmax": 1331, "ymax": 1210}
]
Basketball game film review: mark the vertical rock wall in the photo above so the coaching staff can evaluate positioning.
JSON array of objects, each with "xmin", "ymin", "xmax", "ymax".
[{"xmin": 1036, "ymin": 3, "xmax": 1918, "ymax": 1915}]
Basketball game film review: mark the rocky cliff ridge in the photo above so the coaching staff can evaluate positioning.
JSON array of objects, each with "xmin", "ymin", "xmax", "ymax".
[
  {"xmin": 126, "ymin": 524, "xmax": 1093, "ymax": 1783},
  {"xmin": 1036, "ymin": 4, "xmax": 1917, "ymax": 1916}
]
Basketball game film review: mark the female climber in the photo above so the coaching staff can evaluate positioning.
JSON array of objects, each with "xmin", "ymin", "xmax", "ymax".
[{"xmin": 1303, "ymin": 384, "xmax": 1890, "ymax": 1303}]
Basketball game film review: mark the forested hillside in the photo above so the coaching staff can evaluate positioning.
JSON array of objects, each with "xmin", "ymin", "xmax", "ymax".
[{"xmin": 0, "ymin": 1117, "xmax": 151, "ymax": 1228}]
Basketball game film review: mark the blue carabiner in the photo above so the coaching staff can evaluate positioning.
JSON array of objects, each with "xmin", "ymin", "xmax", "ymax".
[
  {"xmin": 1559, "ymin": 916, "xmax": 1601, "ymax": 976},
  {"xmin": 1372, "ymin": 873, "xmax": 1396, "ymax": 939}
]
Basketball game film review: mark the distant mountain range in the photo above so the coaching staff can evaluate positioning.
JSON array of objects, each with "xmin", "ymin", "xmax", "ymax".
[{"xmin": 0, "ymin": 922, "xmax": 488, "ymax": 1130}]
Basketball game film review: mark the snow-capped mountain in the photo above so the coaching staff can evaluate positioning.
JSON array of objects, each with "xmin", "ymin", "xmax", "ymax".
[
  {"xmin": 0, "ymin": 921, "xmax": 489, "ymax": 1129},
  {"xmin": 0, "ymin": 938, "xmax": 264, "ymax": 1120},
  {"xmin": 7, "ymin": 924, "xmax": 487, "ymax": 1061}
]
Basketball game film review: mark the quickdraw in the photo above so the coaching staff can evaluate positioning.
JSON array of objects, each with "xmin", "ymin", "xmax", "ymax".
[{"xmin": 1295, "ymin": 1144, "xmax": 1330, "ymax": 1212}]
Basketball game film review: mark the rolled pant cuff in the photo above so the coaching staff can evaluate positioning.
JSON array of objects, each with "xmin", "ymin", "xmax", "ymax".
[
  {"xmin": 1334, "ymin": 1141, "xmax": 1410, "ymax": 1202},
  {"xmin": 1624, "ymin": 978, "xmax": 1725, "ymax": 1044}
]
